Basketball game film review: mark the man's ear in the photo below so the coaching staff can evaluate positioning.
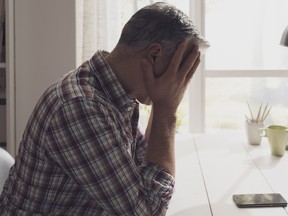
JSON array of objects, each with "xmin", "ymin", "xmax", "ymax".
[{"xmin": 145, "ymin": 43, "xmax": 163, "ymax": 65}]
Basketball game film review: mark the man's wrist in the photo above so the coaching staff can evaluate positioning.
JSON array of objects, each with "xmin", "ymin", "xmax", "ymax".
[{"xmin": 152, "ymin": 105, "xmax": 177, "ymax": 121}]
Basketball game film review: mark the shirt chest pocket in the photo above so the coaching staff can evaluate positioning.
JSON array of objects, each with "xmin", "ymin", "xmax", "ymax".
[
  {"xmin": 109, "ymin": 114, "xmax": 135, "ymax": 157},
  {"xmin": 118, "ymin": 125, "xmax": 134, "ymax": 157}
]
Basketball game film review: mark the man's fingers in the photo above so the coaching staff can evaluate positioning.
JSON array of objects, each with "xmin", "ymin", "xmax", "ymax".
[
  {"xmin": 167, "ymin": 40, "xmax": 189, "ymax": 74},
  {"xmin": 179, "ymin": 46, "xmax": 200, "ymax": 77},
  {"xmin": 185, "ymin": 53, "xmax": 201, "ymax": 85}
]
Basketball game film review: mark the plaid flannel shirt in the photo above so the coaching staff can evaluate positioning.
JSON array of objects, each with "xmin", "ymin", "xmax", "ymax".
[{"xmin": 0, "ymin": 51, "xmax": 175, "ymax": 215}]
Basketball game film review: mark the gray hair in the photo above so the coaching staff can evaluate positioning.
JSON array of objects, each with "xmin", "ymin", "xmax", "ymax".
[{"xmin": 118, "ymin": 2, "xmax": 208, "ymax": 55}]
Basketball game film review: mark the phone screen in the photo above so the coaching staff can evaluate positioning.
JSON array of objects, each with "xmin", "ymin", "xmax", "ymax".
[{"xmin": 233, "ymin": 193, "xmax": 287, "ymax": 208}]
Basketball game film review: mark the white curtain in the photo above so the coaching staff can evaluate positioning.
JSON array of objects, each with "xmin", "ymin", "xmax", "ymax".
[{"xmin": 76, "ymin": 0, "xmax": 121, "ymax": 65}]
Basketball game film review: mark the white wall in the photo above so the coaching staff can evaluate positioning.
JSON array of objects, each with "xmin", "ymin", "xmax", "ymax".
[{"xmin": 14, "ymin": 0, "xmax": 77, "ymax": 150}]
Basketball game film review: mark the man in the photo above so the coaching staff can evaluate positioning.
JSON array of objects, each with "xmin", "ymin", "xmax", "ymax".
[{"xmin": 0, "ymin": 2, "xmax": 208, "ymax": 215}]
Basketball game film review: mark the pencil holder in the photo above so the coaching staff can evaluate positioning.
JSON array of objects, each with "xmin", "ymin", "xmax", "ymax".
[{"xmin": 245, "ymin": 120, "xmax": 264, "ymax": 145}]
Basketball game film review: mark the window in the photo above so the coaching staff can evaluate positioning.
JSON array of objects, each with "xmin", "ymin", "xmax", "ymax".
[
  {"xmin": 204, "ymin": 0, "xmax": 288, "ymax": 133},
  {"xmin": 205, "ymin": 0, "xmax": 288, "ymax": 70},
  {"xmin": 206, "ymin": 78, "xmax": 288, "ymax": 133}
]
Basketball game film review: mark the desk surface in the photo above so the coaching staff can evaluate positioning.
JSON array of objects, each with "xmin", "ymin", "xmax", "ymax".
[{"xmin": 167, "ymin": 133, "xmax": 288, "ymax": 216}]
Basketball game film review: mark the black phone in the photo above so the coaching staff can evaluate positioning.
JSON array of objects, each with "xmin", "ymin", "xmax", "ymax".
[{"xmin": 233, "ymin": 193, "xmax": 287, "ymax": 208}]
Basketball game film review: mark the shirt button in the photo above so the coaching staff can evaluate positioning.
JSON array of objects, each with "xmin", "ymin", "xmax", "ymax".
[{"xmin": 127, "ymin": 107, "xmax": 132, "ymax": 112}]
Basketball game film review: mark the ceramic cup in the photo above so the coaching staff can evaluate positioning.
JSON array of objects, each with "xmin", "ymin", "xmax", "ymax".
[
  {"xmin": 245, "ymin": 121, "xmax": 264, "ymax": 145},
  {"xmin": 259, "ymin": 125, "xmax": 288, "ymax": 157}
]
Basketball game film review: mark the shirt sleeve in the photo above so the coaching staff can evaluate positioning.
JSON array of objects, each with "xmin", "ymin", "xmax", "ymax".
[{"xmin": 45, "ymin": 97, "xmax": 175, "ymax": 216}]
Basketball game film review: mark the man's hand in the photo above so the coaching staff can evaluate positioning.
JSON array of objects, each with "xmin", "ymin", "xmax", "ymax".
[
  {"xmin": 142, "ymin": 39, "xmax": 201, "ymax": 176},
  {"xmin": 141, "ymin": 40, "xmax": 200, "ymax": 113}
]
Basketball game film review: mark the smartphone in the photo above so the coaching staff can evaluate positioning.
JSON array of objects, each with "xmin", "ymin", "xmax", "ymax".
[{"xmin": 233, "ymin": 193, "xmax": 287, "ymax": 208}]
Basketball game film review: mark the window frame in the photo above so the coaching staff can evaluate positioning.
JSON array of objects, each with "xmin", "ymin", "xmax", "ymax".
[{"xmin": 189, "ymin": 0, "xmax": 288, "ymax": 133}]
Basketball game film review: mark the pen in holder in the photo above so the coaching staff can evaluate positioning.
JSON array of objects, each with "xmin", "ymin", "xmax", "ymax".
[{"xmin": 245, "ymin": 103, "xmax": 271, "ymax": 145}]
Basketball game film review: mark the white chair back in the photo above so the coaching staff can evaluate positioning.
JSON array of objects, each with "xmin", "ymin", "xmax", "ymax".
[{"xmin": 0, "ymin": 148, "xmax": 14, "ymax": 193}]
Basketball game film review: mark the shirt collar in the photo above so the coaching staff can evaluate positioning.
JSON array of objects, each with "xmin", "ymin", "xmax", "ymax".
[{"xmin": 89, "ymin": 50, "xmax": 136, "ymax": 111}]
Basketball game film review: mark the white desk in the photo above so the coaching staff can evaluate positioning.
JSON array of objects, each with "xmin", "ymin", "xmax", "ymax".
[{"xmin": 167, "ymin": 133, "xmax": 288, "ymax": 216}]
